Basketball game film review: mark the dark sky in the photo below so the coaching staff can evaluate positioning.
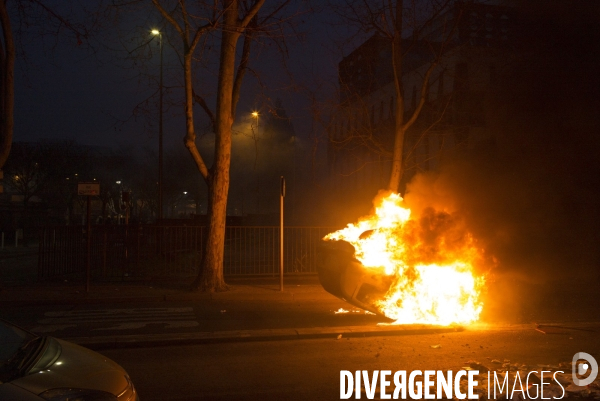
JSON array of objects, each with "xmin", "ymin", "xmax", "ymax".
[{"xmin": 11, "ymin": 1, "xmax": 345, "ymax": 152}]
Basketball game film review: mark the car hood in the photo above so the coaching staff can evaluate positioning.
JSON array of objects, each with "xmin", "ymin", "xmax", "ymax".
[{"xmin": 10, "ymin": 338, "xmax": 129, "ymax": 397}]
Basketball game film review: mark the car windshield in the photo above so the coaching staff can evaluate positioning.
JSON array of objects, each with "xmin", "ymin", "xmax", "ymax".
[{"xmin": 0, "ymin": 319, "xmax": 39, "ymax": 381}]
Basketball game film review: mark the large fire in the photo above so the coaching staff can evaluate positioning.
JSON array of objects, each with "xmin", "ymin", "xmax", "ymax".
[{"xmin": 324, "ymin": 192, "xmax": 484, "ymax": 325}]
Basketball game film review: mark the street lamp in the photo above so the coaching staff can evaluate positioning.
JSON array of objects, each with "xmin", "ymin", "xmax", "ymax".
[
  {"xmin": 252, "ymin": 111, "xmax": 259, "ymax": 131},
  {"xmin": 252, "ymin": 111, "xmax": 260, "ymax": 213},
  {"xmin": 152, "ymin": 29, "xmax": 164, "ymax": 223}
]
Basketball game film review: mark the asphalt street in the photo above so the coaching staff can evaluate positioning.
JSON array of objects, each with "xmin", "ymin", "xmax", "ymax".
[
  {"xmin": 100, "ymin": 325, "xmax": 600, "ymax": 401},
  {"xmin": 0, "ymin": 298, "xmax": 386, "ymax": 339}
]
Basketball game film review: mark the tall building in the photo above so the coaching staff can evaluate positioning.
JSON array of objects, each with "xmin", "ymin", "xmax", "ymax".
[{"xmin": 327, "ymin": 1, "xmax": 516, "ymax": 219}]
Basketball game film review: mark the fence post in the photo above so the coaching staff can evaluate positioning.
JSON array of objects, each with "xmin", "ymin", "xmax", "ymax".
[
  {"xmin": 280, "ymin": 176, "xmax": 285, "ymax": 292},
  {"xmin": 86, "ymin": 195, "xmax": 92, "ymax": 293},
  {"xmin": 136, "ymin": 227, "xmax": 140, "ymax": 276},
  {"xmin": 102, "ymin": 228, "xmax": 107, "ymax": 278}
]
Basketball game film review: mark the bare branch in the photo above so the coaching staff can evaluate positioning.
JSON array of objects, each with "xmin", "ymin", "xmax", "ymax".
[
  {"xmin": 403, "ymin": 58, "xmax": 436, "ymax": 131},
  {"xmin": 240, "ymin": 0, "xmax": 266, "ymax": 29},
  {"xmin": 184, "ymin": 138, "xmax": 210, "ymax": 181},
  {"xmin": 192, "ymin": 88, "xmax": 216, "ymax": 128},
  {"xmin": 152, "ymin": 0, "xmax": 185, "ymax": 39},
  {"xmin": 30, "ymin": 0, "xmax": 88, "ymax": 43},
  {"xmin": 0, "ymin": 2, "xmax": 15, "ymax": 169},
  {"xmin": 258, "ymin": 0, "xmax": 292, "ymax": 24},
  {"xmin": 405, "ymin": 93, "xmax": 452, "ymax": 160},
  {"xmin": 180, "ymin": 0, "xmax": 191, "ymax": 42},
  {"xmin": 231, "ymin": 17, "xmax": 255, "ymax": 117}
]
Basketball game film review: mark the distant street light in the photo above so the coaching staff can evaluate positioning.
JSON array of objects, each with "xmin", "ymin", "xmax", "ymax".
[
  {"xmin": 252, "ymin": 111, "xmax": 259, "ymax": 130},
  {"xmin": 152, "ymin": 29, "xmax": 164, "ymax": 223},
  {"xmin": 252, "ymin": 111, "xmax": 260, "ymax": 213}
]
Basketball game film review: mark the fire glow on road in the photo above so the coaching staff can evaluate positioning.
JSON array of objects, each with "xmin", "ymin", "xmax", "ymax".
[{"xmin": 325, "ymin": 192, "xmax": 486, "ymax": 325}]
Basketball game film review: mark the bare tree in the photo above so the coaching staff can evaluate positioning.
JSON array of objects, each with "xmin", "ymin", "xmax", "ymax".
[
  {"xmin": 150, "ymin": 0, "xmax": 299, "ymax": 291},
  {"xmin": 0, "ymin": 3, "xmax": 15, "ymax": 169},
  {"xmin": 0, "ymin": 1, "xmax": 98, "ymax": 169},
  {"xmin": 330, "ymin": 0, "xmax": 459, "ymax": 193},
  {"xmin": 4, "ymin": 143, "xmax": 44, "ymax": 208}
]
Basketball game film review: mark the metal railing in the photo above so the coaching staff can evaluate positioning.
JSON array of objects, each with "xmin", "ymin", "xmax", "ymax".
[{"xmin": 38, "ymin": 225, "xmax": 336, "ymax": 281}]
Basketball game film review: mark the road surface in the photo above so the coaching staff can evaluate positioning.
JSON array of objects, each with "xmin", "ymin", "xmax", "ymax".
[{"xmin": 100, "ymin": 324, "xmax": 600, "ymax": 401}]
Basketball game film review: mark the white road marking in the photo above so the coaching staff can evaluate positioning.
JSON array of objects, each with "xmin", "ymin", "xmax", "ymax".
[
  {"xmin": 32, "ymin": 307, "xmax": 199, "ymax": 332},
  {"xmin": 31, "ymin": 324, "xmax": 77, "ymax": 333},
  {"xmin": 93, "ymin": 321, "xmax": 200, "ymax": 330}
]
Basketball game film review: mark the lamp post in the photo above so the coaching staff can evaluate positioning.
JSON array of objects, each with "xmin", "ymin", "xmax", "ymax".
[
  {"xmin": 252, "ymin": 111, "xmax": 259, "ymax": 128},
  {"xmin": 116, "ymin": 180, "xmax": 122, "ymax": 224},
  {"xmin": 252, "ymin": 111, "xmax": 260, "ymax": 214},
  {"xmin": 152, "ymin": 29, "xmax": 164, "ymax": 223}
]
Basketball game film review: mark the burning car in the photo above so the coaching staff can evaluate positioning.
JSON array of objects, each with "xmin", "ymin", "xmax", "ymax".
[
  {"xmin": 318, "ymin": 192, "xmax": 485, "ymax": 326},
  {"xmin": 318, "ymin": 238, "xmax": 393, "ymax": 317}
]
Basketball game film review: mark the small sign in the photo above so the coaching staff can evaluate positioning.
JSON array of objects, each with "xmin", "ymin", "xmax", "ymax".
[{"xmin": 78, "ymin": 182, "xmax": 100, "ymax": 196}]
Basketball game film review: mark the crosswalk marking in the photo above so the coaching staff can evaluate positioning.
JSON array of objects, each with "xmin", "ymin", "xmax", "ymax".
[{"xmin": 31, "ymin": 307, "xmax": 199, "ymax": 332}]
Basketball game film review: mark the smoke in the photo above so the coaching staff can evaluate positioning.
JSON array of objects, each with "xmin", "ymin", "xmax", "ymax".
[{"xmin": 400, "ymin": 1, "xmax": 600, "ymax": 321}]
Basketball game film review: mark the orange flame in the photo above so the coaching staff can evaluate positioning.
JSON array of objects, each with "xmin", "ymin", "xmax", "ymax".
[{"xmin": 325, "ymin": 193, "xmax": 484, "ymax": 325}]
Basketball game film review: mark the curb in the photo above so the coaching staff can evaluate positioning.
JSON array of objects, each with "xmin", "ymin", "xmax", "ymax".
[
  {"xmin": 0, "ymin": 287, "xmax": 337, "ymax": 306},
  {"xmin": 61, "ymin": 322, "xmax": 600, "ymax": 350},
  {"xmin": 0, "ymin": 295, "xmax": 170, "ymax": 306},
  {"xmin": 65, "ymin": 324, "xmax": 465, "ymax": 350}
]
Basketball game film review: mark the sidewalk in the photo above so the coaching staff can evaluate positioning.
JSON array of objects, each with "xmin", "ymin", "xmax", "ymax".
[
  {"xmin": 0, "ymin": 275, "xmax": 476, "ymax": 349},
  {"xmin": 0, "ymin": 275, "xmax": 336, "ymax": 305},
  {"xmin": 2, "ymin": 276, "xmax": 597, "ymax": 350}
]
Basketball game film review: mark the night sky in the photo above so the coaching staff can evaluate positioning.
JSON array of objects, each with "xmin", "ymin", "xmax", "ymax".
[{"xmin": 12, "ymin": 1, "xmax": 343, "ymax": 151}]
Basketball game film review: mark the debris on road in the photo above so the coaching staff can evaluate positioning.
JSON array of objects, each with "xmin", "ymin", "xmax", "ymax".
[
  {"xmin": 334, "ymin": 308, "xmax": 370, "ymax": 314},
  {"xmin": 535, "ymin": 324, "xmax": 597, "ymax": 335},
  {"xmin": 430, "ymin": 344, "xmax": 442, "ymax": 349},
  {"xmin": 448, "ymin": 358, "xmax": 600, "ymax": 400},
  {"xmin": 467, "ymin": 361, "xmax": 490, "ymax": 372}
]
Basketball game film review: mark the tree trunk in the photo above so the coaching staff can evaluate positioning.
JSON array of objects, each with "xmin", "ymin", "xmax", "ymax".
[
  {"xmin": 387, "ymin": 0, "xmax": 405, "ymax": 193},
  {"xmin": 0, "ymin": 3, "xmax": 15, "ymax": 170},
  {"xmin": 191, "ymin": 0, "xmax": 239, "ymax": 292}
]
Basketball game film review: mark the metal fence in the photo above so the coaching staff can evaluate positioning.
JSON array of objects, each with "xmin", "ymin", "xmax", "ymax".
[{"xmin": 38, "ymin": 225, "xmax": 335, "ymax": 281}]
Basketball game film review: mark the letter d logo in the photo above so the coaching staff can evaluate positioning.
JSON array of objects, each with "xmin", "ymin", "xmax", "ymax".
[{"xmin": 572, "ymin": 352, "xmax": 598, "ymax": 386}]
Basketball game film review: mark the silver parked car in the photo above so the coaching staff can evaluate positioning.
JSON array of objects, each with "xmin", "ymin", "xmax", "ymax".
[{"xmin": 0, "ymin": 318, "xmax": 138, "ymax": 400}]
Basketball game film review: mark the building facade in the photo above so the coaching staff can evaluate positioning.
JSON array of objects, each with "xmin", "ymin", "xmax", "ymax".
[{"xmin": 327, "ymin": 1, "xmax": 516, "ymax": 219}]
